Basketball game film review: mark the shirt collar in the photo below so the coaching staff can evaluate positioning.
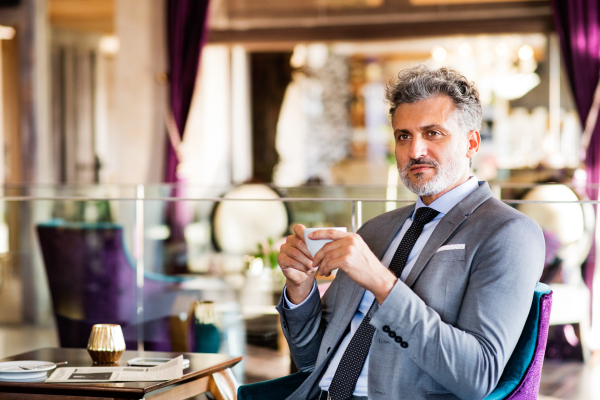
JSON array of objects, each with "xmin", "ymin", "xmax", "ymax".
[{"xmin": 412, "ymin": 176, "xmax": 479, "ymax": 220}]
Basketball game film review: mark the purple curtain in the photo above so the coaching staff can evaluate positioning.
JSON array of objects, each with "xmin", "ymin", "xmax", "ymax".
[
  {"xmin": 550, "ymin": 0, "xmax": 600, "ymax": 294},
  {"xmin": 166, "ymin": 0, "xmax": 210, "ymax": 184},
  {"xmin": 165, "ymin": 0, "xmax": 210, "ymax": 246}
]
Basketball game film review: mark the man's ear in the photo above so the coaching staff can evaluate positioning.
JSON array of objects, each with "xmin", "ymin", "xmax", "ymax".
[{"xmin": 466, "ymin": 130, "xmax": 480, "ymax": 160}]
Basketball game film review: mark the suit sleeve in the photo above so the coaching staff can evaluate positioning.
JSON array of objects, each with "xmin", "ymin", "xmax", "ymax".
[
  {"xmin": 275, "ymin": 264, "xmax": 342, "ymax": 372},
  {"xmin": 369, "ymin": 216, "xmax": 545, "ymax": 400}
]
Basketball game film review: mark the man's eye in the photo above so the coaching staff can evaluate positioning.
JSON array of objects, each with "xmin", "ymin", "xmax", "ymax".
[
  {"xmin": 398, "ymin": 134, "xmax": 410, "ymax": 141},
  {"xmin": 428, "ymin": 131, "xmax": 441, "ymax": 137}
]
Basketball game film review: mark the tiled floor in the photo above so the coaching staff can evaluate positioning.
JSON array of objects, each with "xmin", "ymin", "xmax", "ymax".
[
  {"xmin": 244, "ymin": 344, "xmax": 290, "ymax": 384},
  {"xmin": 539, "ymin": 357, "xmax": 600, "ymax": 400},
  {"xmin": 1, "ymin": 324, "xmax": 599, "ymax": 399}
]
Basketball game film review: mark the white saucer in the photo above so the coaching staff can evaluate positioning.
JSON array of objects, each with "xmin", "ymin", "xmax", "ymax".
[{"xmin": 0, "ymin": 361, "xmax": 56, "ymax": 381}]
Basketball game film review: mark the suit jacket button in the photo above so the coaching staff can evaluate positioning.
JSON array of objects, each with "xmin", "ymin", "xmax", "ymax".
[
  {"xmin": 383, "ymin": 325, "xmax": 390, "ymax": 333},
  {"xmin": 282, "ymin": 321, "xmax": 287, "ymax": 329},
  {"xmin": 389, "ymin": 331, "xmax": 396, "ymax": 338},
  {"xmin": 395, "ymin": 336, "xmax": 402, "ymax": 343},
  {"xmin": 401, "ymin": 341, "xmax": 408, "ymax": 348}
]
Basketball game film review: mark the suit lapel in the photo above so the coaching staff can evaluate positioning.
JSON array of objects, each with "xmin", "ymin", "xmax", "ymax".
[
  {"xmin": 404, "ymin": 182, "xmax": 494, "ymax": 288},
  {"xmin": 363, "ymin": 204, "xmax": 415, "ymax": 260},
  {"xmin": 338, "ymin": 280, "xmax": 364, "ymax": 330},
  {"xmin": 404, "ymin": 208, "xmax": 466, "ymax": 287}
]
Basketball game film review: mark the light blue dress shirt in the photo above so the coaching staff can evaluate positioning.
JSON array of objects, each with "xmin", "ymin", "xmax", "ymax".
[{"xmin": 285, "ymin": 177, "xmax": 479, "ymax": 396}]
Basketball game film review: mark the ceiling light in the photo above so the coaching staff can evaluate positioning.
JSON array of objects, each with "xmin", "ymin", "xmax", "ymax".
[
  {"xmin": 0, "ymin": 25, "xmax": 15, "ymax": 40},
  {"xmin": 432, "ymin": 47, "xmax": 447, "ymax": 61},
  {"xmin": 365, "ymin": 63, "xmax": 382, "ymax": 81},
  {"xmin": 99, "ymin": 35, "xmax": 120, "ymax": 55},
  {"xmin": 495, "ymin": 43, "xmax": 508, "ymax": 56},
  {"xmin": 307, "ymin": 44, "xmax": 329, "ymax": 70},
  {"xmin": 290, "ymin": 44, "xmax": 307, "ymax": 68},
  {"xmin": 518, "ymin": 45, "xmax": 534, "ymax": 60},
  {"xmin": 492, "ymin": 73, "xmax": 540, "ymax": 100},
  {"xmin": 458, "ymin": 43, "xmax": 472, "ymax": 56}
]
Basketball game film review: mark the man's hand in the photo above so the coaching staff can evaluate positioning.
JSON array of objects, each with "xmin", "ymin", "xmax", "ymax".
[
  {"xmin": 310, "ymin": 229, "xmax": 398, "ymax": 304},
  {"xmin": 278, "ymin": 224, "xmax": 318, "ymax": 304}
]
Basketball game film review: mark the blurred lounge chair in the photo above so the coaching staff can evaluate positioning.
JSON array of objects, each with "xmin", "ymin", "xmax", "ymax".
[
  {"xmin": 518, "ymin": 184, "xmax": 594, "ymax": 360},
  {"xmin": 37, "ymin": 220, "xmax": 197, "ymax": 351}
]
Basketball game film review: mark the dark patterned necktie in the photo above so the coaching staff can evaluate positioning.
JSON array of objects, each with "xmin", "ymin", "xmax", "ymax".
[{"xmin": 327, "ymin": 207, "xmax": 440, "ymax": 400}]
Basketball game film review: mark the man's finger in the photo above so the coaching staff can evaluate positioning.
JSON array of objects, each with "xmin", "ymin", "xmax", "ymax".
[
  {"xmin": 317, "ymin": 247, "xmax": 347, "ymax": 276},
  {"xmin": 293, "ymin": 224, "xmax": 307, "ymax": 240},
  {"xmin": 309, "ymin": 228, "xmax": 350, "ymax": 241},
  {"xmin": 319, "ymin": 256, "xmax": 341, "ymax": 277},
  {"xmin": 285, "ymin": 245, "xmax": 314, "ymax": 269},
  {"xmin": 311, "ymin": 236, "xmax": 350, "ymax": 266},
  {"xmin": 287, "ymin": 235, "xmax": 314, "ymax": 260},
  {"xmin": 279, "ymin": 253, "xmax": 314, "ymax": 274}
]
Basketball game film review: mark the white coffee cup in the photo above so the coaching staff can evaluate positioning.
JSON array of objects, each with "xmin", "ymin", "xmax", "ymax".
[{"xmin": 303, "ymin": 227, "xmax": 348, "ymax": 257}]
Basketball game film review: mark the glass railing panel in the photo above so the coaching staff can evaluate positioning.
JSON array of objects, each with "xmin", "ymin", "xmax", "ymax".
[
  {"xmin": 139, "ymin": 197, "xmax": 357, "ymax": 382},
  {"xmin": 0, "ymin": 198, "xmax": 140, "ymax": 361},
  {"xmin": 0, "ymin": 194, "xmax": 599, "ymax": 386}
]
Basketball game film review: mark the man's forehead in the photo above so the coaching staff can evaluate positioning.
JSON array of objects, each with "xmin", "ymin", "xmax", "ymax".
[{"xmin": 392, "ymin": 95, "xmax": 458, "ymax": 128}]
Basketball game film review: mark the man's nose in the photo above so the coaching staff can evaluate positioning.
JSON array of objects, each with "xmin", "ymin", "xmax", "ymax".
[{"xmin": 409, "ymin": 136, "xmax": 428, "ymax": 160}]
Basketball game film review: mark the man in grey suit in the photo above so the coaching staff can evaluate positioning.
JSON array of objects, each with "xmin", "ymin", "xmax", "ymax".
[{"xmin": 276, "ymin": 65, "xmax": 545, "ymax": 400}]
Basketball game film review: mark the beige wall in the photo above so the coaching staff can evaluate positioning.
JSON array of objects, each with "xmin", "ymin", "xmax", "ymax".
[{"xmin": 108, "ymin": 0, "xmax": 166, "ymax": 184}]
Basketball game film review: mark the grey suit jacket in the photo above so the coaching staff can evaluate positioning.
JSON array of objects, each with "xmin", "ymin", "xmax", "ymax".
[{"xmin": 276, "ymin": 182, "xmax": 545, "ymax": 400}]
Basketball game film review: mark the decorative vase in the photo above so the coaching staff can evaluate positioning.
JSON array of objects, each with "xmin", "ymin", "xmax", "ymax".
[
  {"xmin": 87, "ymin": 324, "xmax": 126, "ymax": 364},
  {"xmin": 193, "ymin": 301, "xmax": 221, "ymax": 353}
]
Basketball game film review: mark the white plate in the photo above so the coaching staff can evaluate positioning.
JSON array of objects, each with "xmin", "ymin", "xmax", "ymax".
[
  {"xmin": 0, "ymin": 375, "xmax": 47, "ymax": 382},
  {"xmin": 0, "ymin": 361, "xmax": 56, "ymax": 381}
]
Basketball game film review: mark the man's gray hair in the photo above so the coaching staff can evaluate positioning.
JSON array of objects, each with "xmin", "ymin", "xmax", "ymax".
[{"xmin": 386, "ymin": 64, "xmax": 482, "ymax": 134}]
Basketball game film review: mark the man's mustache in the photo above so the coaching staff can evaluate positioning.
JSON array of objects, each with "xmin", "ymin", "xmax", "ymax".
[{"xmin": 402, "ymin": 157, "xmax": 440, "ymax": 170}]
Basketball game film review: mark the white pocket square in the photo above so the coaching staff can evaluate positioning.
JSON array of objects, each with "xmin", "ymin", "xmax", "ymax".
[{"xmin": 436, "ymin": 244, "xmax": 465, "ymax": 252}]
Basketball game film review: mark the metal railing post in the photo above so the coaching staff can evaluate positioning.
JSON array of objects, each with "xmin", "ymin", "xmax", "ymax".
[
  {"xmin": 135, "ymin": 184, "xmax": 145, "ymax": 351},
  {"xmin": 351, "ymin": 201, "xmax": 356, "ymax": 233}
]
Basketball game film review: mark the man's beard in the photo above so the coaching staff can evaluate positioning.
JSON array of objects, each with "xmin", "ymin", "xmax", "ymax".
[{"xmin": 399, "ymin": 155, "xmax": 465, "ymax": 197}]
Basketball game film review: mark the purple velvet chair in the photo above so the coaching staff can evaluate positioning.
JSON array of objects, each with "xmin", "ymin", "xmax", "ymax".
[
  {"xmin": 484, "ymin": 282, "xmax": 553, "ymax": 399},
  {"xmin": 37, "ymin": 221, "xmax": 194, "ymax": 351}
]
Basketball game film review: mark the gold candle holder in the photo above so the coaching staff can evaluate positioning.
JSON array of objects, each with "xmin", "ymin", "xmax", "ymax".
[{"xmin": 87, "ymin": 324, "xmax": 126, "ymax": 364}]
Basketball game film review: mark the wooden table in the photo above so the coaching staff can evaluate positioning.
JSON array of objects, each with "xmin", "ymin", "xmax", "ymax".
[{"xmin": 0, "ymin": 348, "xmax": 242, "ymax": 400}]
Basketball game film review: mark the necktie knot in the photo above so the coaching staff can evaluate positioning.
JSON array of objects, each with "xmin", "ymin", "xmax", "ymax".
[{"xmin": 413, "ymin": 207, "xmax": 440, "ymax": 225}]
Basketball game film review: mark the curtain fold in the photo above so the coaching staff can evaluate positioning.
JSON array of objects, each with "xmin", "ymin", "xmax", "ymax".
[
  {"xmin": 550, "ymin": 0, "xmax": 600, "ymax": 299},
  {"xmin": 166, "ymin": 0, "xmax": 210, "ymax": 184},
  {"xmin": 165, "ymin": 0, "xmax": 210, "ymax": 250}
]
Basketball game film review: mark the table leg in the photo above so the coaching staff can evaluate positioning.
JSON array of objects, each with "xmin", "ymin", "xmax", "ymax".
[
  {"xmin": 145, "ymin": 377, "xmax": 209, "ymax": 400},
  {"xmin": 208, "ymin": 368, "xmax": 238, "ymax": 400}
]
